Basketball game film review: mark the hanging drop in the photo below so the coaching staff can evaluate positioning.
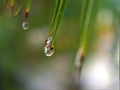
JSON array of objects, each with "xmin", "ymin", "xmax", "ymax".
[
  {"xmin": 44, "ymin": 36, "xmax": 54, "ymax": 57},
  {"xmin": 22, "ymin": 11, "xmax": 29, "ymax": 30},
  {"xmin": 22, "ymin": 21, "xmax": 29, "ymax": 30},
  {"xmin": 22, "ymin": 0, "xmax": 30, "ymax": 30}
]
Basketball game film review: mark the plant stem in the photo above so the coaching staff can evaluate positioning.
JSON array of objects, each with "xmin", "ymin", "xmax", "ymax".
[
  {"xmin": 73, "ymin": 0, "xmax": 95, "ymax": 82},
  {"xmin": 10, "ymin": 0, "xmax": 14, "ymax": 15},
  {"xmin": 24, "ymin": 0, "xmax": 32, "ymax": 21},
  {"xmin": 48, "ymin": 0, "xmax": 68, "ymax": 44},
  {"xmin": 14, "ymin": 0, "xmax": 25, "ymax": 17}
]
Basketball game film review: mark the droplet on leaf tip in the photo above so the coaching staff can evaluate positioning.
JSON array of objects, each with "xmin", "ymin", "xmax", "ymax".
[
  {"xmin": 22, "ymin": 21, "xmax": 29, "ymax": 30},
  {"xmin": 44, "ymin": 46, "xmax": 54, "ymax": 57},
  {"xmin": 44, "ymin": 36, "xmax": 54, "ymax": 57}
]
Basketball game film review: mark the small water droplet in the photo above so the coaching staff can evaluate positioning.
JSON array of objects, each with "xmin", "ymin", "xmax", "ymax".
[
  {"xmin": 44, "ymin": 46, "xmax": 54, "ymax": 56},
  {"xmin": 44, "ymin": 36, "xmax": 54, "ymax": 56},
  {"xmin": 22, "ymin": 21, "xmax": 29, "ymax": 30}
]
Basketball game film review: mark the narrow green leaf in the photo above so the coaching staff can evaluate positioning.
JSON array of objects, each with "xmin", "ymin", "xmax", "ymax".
[
  {"xmin": 10, "ymin": 0, "xmax": 15, "ymax": 15},
  {"xmin": 44, "ymin": 0, "xmax": 68, "ymax": 57},
  {"xmin": 48, "ymin": 0, "xmax": 68, "ymax": 43},
  {"xmin": 71, "ymin": 0, "xmax": 97, "ymax": 82},
  {"xmin": 26, "ymin": 0, "xmax": 32, "ymax": 12},
  {"xmin": 13, "ymin": 0, "xmax": 24, "ymax": 17}
]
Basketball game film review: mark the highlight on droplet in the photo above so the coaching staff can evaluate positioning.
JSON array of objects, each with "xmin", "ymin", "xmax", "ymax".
[
  {"xmin": 22, "ymin": 0, "xmax": 32, "ymax": 30},
  {"xmin": 22, "ymin": 21, "xmax": 29, "ymax": 30},
  {"xmin": 44, "ymin": 36, "xmax": 54, "ymax": 57},
  {"xmin": 44, "ymin": 46, "xmax": 54, "ymax": 57}
]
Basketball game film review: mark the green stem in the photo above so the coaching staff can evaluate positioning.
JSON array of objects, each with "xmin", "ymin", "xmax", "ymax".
[
  {"xmin": 48, "ymin": 0, "xmax": 68, "ymax": 44},
  {"xmin": 49, "ymin": 0, "xmax": 61, "ymax": 35},
  {"xmin": 26, "ymin": 0, "xmax": 32, "ymax": 12},
  {"xmin": 14, "ymin": 0, "xmax": 24, "ymax": 17},
  {"xmin": 70, "ymin": 0, "xmax": 95, "ymax": 80},
  {"xmin": 10, "ymin": 0, "xmax": 15, "ymax": 15},
  {"xmin": 79, "ymin": 0, "xmax": 88, "ymax": 41},
  {"xmin": 10, "ymin": 0, "xmax": 14, "ymax": 7},
  {"xmin": 81, "ymin": 0, "xmax": 94, "ymax": 53},
  {"xmin": 23, "ymin": 0, "xmax": 32, "ymax": 21}
]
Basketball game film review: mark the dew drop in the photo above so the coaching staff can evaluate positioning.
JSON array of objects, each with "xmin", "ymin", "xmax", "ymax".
[
  {"xmin": 22, "ymin": 21, "xmax": 29, "ymax": 30},
  {"xmin": 44, "ymin": 36, "xmax": 54, "ymax": 57},
  {"xmin": 44, "ymin": 46, "xmax": 54, "ymax": 56}
]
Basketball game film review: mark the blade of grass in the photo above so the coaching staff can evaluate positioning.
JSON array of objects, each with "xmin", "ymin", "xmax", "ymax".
[
  {"xmin": 70, "ymin": 0, "xmax": 88, "ymax": 76},
  {"xmin": 49, "ymin": 0, "xmax": 61, "ymax": 35},
  {"xmin": 52, "ymin": 0, "xmax": 68, "ymax": 42},
  {"xmin": 24, "ymin": 0, "xmax": 32, "ymax": 21},
  {"xmin": 44, "ymin": 0, "xmax": 68, "ymax": 56},
  {"xmin": 79, "ymin": 0, "xmax": 88, "ymax": 42},
  {"xmin": 26, "ymin": 0, "xmax": 32, "ymax": 13},
  {"xmin": 81, "ymin": 0, "xmax": 94, "ymax": 51},
  {"xmin": 3, "ymin": 0, "xmax": 9, "ymax": 15},
  {"xmin": 48, "ymin": 0, "xmax": 68, "ymax": 44},
  {"xmin": 44, "ymin": 0, "xmax": 68, "ymax": 57},
  {"xmin": 72, "ymin": 0, "xmax": 95, "ymax": 82},
  {"xmin": 13, "ymin": 0, "xmax": 25, "ymax": 17},
  {"xmin": 10, "ymin": 0, "xmax": 15, "ymax": 15},
  {"xmin": 4, "ymin": 0, "xmax": 9, "ymax": 6}
]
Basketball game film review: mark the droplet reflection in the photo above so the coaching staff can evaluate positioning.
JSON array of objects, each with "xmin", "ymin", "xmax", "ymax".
[
  {"xmin": 44, "ymin": 36, "xmax": 54, "ymax": 57},
  {"xmin": 22, "ymin": 21, "xmax": 29, "ymax": 30}
]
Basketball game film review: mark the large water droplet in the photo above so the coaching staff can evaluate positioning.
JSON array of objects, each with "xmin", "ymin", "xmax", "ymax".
[
  {"xmin": 44, "ymin": 36, "xmax": 54, "ymax": 56},
  {"xmin": 44, "ymin": 46, "xmax": 54, "ymax": 56},
  {"xmin": 22, "ymin": 21, "xmax": 29, "ymax": 30}
]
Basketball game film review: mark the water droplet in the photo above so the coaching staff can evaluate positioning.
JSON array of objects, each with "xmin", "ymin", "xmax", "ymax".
[
  {"xmin": 44, "ymin": 36, "xmax": 54, "ymax": 56},
  {"xmin": 22, "ymin": 21, "xmax": 29, "ymax": 30},
  {"xmin": 44, "ymin": 46, "xmax": 54, "ymax": 56}
]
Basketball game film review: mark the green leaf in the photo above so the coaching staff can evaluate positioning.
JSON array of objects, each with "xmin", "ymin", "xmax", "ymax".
[{"xmin": 48, "ymin": 0, "xmax": 68, "ymax": 43}]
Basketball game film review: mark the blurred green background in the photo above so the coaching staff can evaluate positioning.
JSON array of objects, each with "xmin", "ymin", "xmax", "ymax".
[{"xmin": 0, "ymin": 0, "xmax": 119, "ymax": 90}]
